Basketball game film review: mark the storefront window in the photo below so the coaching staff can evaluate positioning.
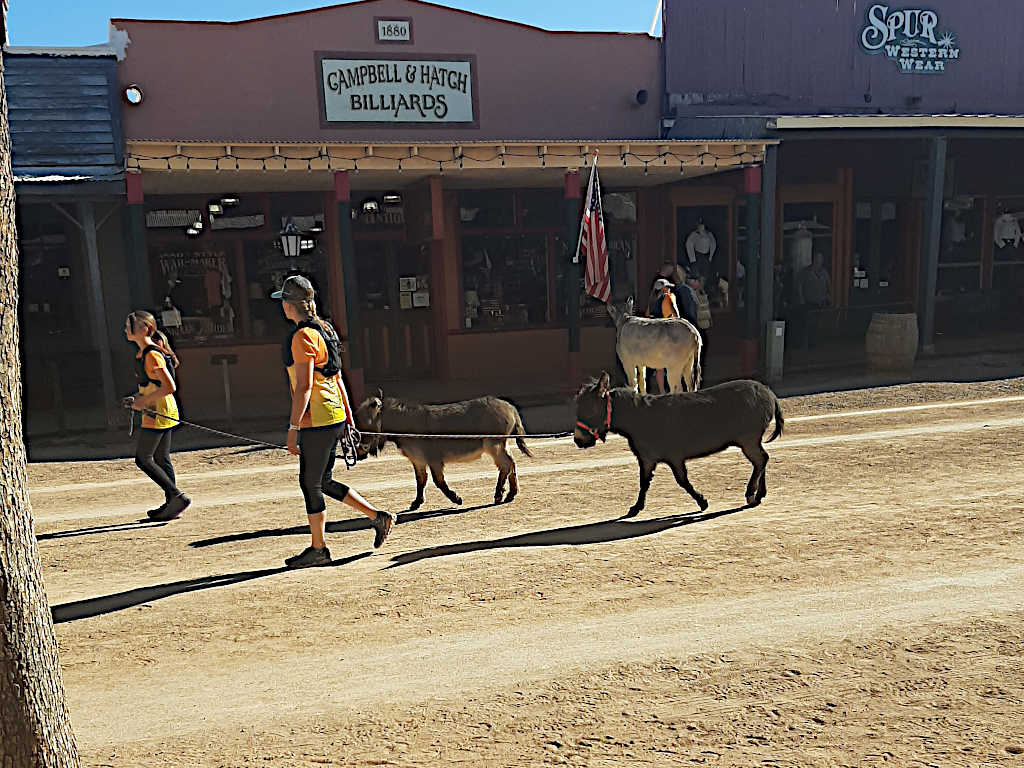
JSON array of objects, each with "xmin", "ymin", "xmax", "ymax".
[
  {"xmin": 937, "ymin": 197, "xmax": 981, "ymax": 292},
  {"xmin": 243, "ymin": 239, "xmax": 332, "ymax": 341},
  {"xmin": 152, "ymin": 243, "xmax": 240, "ymax": 344},
  {"xmin": 852, "ymin": 200, "xmax": 905, "ymax": 303},
  {"xmin": 461, "ymin": 234, "xmax": 549, "ymax": 329}
]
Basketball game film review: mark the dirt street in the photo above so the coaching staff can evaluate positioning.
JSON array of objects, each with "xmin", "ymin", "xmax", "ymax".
[{"xmin": 27, "ymin": 378, "xmax": 1024, "ymax": 767}]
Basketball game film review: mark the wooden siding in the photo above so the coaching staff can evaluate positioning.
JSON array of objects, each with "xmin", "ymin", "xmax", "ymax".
[{"xmin": 5, "ymin": 54, "xmax": 123, "ymax": 177}]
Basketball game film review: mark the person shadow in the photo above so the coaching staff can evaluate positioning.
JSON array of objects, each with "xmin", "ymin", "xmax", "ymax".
[
  {"xmin": 51, "ymin": 551, "xmax": 373, "ymax": 624},
  {"xmin": 387, "ymin": 504, "xmax": 749, "ymax": 568},
  {"xmin": 37, "ymin": 520, "xmax": 169, "ymax": 541}
]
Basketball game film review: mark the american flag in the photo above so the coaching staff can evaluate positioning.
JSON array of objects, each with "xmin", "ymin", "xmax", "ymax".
[{"xmin": 575, "ymin": 155, "xmax": 611, "ymax": 303}]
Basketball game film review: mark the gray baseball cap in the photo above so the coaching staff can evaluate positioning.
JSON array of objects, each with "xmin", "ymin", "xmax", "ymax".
[{"xmin": 271, "ymin": 274, "xmax": 315, "ymax": 301}]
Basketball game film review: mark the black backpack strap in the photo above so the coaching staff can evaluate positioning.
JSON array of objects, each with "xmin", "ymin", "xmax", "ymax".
[{"xmin": 284, "ymin": 320, "xmax": 341, "ymax": 378}]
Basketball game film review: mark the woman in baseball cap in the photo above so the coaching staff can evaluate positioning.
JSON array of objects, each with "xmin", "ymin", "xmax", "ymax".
[{"xmin": 274, "ymin": 275, "xmax": 397, "ymax": 568}]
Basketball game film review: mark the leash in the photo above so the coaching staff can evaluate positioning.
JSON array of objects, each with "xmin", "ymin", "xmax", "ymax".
[
  {"xmin": 123, "ymin": 405, "xmax": 567, "ymax": 466},
  {"xmin": 360, "ymin": 429, "xmax": 572, "ymax": 440}
]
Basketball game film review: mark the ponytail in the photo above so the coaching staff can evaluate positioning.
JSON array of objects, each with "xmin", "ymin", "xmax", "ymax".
[
  {"xmin": 127, "ymin": 310, "xmax": 179, "ymax": 368},
  {"xmin": 152, "ymin": 329, "xmax": 180, "ymax": 369}
]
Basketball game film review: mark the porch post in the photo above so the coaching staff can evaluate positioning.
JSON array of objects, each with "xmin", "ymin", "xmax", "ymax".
[
  {"xmin": 124, "ymin": 171, "xmax": 151, "ymax": 307},
  {"xmin": 77, "ymin": 200, "xmax": 118, "ymax": 425},
  {"xmin": 758, "ymin": 145, "xmax": 778, "ymax": 370},
  {"xmin": 334, "ymin": 170, "xmax": 364, "ymax": 403},
  {"xmin": 740, "ymin": 165, "xmax": 762, "ymax": 375},
  {"xmin": 918, "ymin": 137, "xmax": 947, "ymax": 354},
  {"xmin": 564, "ymin": 170, "xmax": 581, "ymax": 391}
]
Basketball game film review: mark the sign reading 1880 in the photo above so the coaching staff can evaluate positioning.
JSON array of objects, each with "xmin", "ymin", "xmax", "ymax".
[
  {"xmin": 859, "ymin": 5, "xmax": 960, "ymax": 74},
  {"xmin": 317, "ymin": 53, "xmax": 476, "ymax": 125}
]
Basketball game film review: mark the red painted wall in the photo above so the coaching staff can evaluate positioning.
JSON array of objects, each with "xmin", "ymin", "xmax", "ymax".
[{"xmin": 114, "ymin": 0, "xmax": 660, "ymax": 143}]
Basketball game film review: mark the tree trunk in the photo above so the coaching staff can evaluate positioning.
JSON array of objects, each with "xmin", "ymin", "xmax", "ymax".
[{"xmin": 0, "ymin": 45, "xmax": 82, "ymax": 768}]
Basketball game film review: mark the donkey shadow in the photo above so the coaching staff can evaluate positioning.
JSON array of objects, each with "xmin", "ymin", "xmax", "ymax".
[
  {"xmin": 387, "ymin": 504, "xmax": 749, "ymax": 568},
  {"xmin": 189, "ymin": 502, "xmax": 496, "ymax": 549}
]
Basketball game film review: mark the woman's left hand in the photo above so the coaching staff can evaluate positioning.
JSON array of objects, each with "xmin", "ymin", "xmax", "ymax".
[{"xmin": 286, "ymin": 428, "xmax": 300, "ymax": 456}]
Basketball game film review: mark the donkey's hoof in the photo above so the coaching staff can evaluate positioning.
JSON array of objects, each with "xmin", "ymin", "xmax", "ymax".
[
  {"xmin": 408, "ymin": 500, "xmax": 423, "ymax": 512},
  {"xmin": 746, "ymin": 494, "xmax": 760, "ymax": 507},
  {"xmin": 502, "ymin": 493, "xmax": 517, "ymax": 505},
  {"xmin": 452, "ymin": 496, "xmax": 464, "ymax": 506},
  {"xmin": 624, "ymin": 506, "xmax": 641, "ymax": 518},
  {"xmin": 697, "ymin": 497, "xmax": 709, "ymax": 512}
]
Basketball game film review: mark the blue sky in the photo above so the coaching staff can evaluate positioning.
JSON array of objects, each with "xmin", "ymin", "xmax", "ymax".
[{"xmin": 8, "ymin": 0, "xmax": 662, "ymax": 47}]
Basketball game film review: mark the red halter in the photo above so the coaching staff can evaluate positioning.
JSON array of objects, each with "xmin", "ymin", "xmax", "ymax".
[{"xmin": 575, "ymin": 393, "xmax": 612, "ymax": 442}]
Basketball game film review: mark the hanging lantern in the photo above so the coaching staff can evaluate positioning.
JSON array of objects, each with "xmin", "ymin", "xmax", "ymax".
[{"xmin": 279, "ymin": 218, "xmax": 302, "ymax": 258}]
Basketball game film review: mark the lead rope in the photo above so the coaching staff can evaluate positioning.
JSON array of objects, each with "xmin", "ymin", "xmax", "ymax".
[{"xmin": 338, "ymin": 423, "xmax": 362, "ymax": 469}]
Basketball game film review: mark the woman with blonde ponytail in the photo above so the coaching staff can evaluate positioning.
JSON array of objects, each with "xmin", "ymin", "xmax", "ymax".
[
  {"xmin": 273, "ymin": 275, "xmax": 396, "ymax": 568},
  {"xmin": 123, "ymin": 310, "xmax": 190, "ymax": 521}
]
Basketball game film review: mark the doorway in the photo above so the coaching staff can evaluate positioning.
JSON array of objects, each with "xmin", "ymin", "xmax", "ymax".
[{"xmin": 354, "ymin": 239, "xmax": 435, "ymax": 380}]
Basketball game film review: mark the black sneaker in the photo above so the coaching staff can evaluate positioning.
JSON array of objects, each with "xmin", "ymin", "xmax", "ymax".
[
  {"xmin": 372, "ymin": 511, "xmax": 397, "ymax": 549},
  {"xmin": 285, "ymin": 546, "xmax": 332, "ymax": 569},
  {"xmin": 146, "ymin": 502, "xmax": 168, "ymax": 520},
  {"xmin": 151, "ymin": 494, "xmax": 190, "ymax": 521}
]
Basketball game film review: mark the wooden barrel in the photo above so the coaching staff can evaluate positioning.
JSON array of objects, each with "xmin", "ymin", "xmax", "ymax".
[{"xmin": 865, "ymin": 312, "xmax": 919, "ymax": 372}]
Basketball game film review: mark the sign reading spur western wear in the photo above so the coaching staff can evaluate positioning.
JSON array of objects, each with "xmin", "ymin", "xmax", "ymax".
[
  {"xmin": 317, "ymin": 53, "xmax": 476, "ymax": 125},
  {"xmin": 859, "ymin": 5, "xmax": 960, "ymax": 74}
]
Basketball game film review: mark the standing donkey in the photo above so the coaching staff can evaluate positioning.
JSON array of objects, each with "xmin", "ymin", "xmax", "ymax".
[{"xmin": 607, "ymin": 298, "xmax": 702, "ymax": 394}]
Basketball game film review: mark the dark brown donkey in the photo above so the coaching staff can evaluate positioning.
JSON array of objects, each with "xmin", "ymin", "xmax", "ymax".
[
  {"xmin": 355, "ymin": 395, "xmax": 532, "ymax": 510},
  {"xmin": 574, "ymin": 373, "xmax": 783, "ymax": 516}
]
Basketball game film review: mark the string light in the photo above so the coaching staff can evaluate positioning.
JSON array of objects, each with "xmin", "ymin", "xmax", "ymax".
[{"xmin": 129, "ymin": 147, "xmax": 761, "ymax": 174}]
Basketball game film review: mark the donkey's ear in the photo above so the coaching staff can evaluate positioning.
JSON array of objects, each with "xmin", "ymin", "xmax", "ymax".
[{"xmin": 598, "ymin": 371, "xmax": 611, "ymax": 395}]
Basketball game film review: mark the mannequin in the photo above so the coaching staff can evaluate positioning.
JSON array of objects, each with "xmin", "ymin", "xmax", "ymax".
[
  {"xmin": 685, "ymin": 220, "xmax": 717, "ymax": 265},
  {"xmin": 994, "ymin": 211, "xmax": 1023, "ymax": 248}
]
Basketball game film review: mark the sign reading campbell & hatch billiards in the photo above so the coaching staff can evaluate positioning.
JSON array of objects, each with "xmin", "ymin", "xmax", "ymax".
[{"xmin": 317, "ymin": 52, "xmax": 477, "ymax": 125}]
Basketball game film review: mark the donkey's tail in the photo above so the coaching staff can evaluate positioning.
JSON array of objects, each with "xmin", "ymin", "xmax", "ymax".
[
  {"xmin": 691, "ymin": 344, "xmax": 703, "ymax": 392},
  {"xmin": 513, "ymin": 411, "xmax": 533, "ymax": 457},
  {"xmin": 767, "ymin": 398, "xmax": 785, "ymax": 442}
]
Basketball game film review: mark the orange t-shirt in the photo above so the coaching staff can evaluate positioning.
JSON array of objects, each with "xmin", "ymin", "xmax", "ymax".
[
  {"xmin": 661, "ymin": 292, "xmax": 680, "ymax": 319},
  {"xmin": 137, "ymin": 349, "xmax": 179, "ymax": 430},
  {"xmin": 286, "ymin": 327, "xmax": 347, "ymax": 429}
]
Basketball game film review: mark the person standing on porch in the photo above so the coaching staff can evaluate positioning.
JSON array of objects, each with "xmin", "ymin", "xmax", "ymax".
[
  {"xmin": 275, "ymin": 275, "xmax": 397, "ymax": 568},
  {"xmin": 123, "ymin": 310, "xmax": 191, "ymax": 521}
]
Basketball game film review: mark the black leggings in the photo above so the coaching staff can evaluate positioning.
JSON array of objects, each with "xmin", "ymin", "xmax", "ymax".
[
  {"xmin": 299, "ymin": 423, "xmax": 351, "ymax": 515},
  {"xmin": 135, "ymin": 427, "xmax": 181, "ymax": 501}
]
